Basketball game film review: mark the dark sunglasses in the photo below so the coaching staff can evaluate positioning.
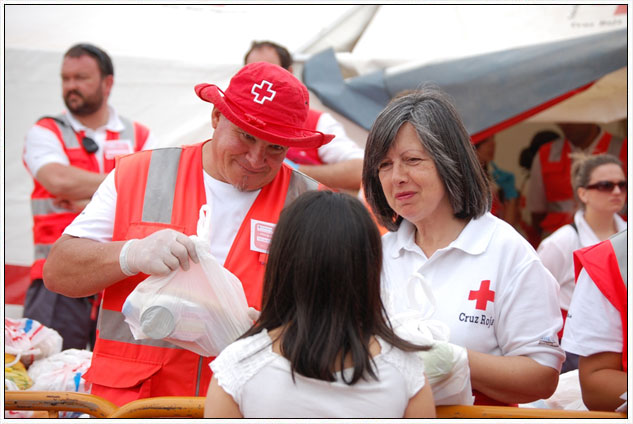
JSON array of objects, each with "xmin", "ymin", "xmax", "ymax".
[
  {"xmin": 585, "ymin": 180, "xmax": 627, "ymax": 192},
  {"xmin": 82, "ymin": 136, "xmax": 98, "ymax": 153}
]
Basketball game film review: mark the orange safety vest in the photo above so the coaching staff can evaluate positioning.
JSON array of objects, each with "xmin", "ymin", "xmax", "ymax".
[
  {"xmin": 286, "ymin": 109, "xmax": 323, "ymax": 165},
  {"xmin": 29, "ymin": 114, "xmax": 149, "ymax": 281},
  {"xmin": 573, "ymin": 230, "xmax": 627, "ymax": 372},
  {"xmin": 83, "ymin": 141, "xmax": 321, "ymax": 406},
  {"xmin": 538, "ymin": 132, "xmax": 627, "ymax": 234}
]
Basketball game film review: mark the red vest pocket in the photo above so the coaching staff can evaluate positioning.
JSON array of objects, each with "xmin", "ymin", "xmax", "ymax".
[{"xmin": 83, "ymin": 352, "xmax": 161, "ymax": 389}]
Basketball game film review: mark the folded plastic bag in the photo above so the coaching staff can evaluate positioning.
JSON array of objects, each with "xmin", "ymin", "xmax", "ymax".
[
  {"xmin": 5, "ymin": 317, "xmax": 63, "ymax": 367},
  {"xmin": 390, "ymin": 272, "xmax": 474, "ymax": 406},
  {"xmin": 122, "ymin": 204, "xmax": 253, "ymax": 357}
]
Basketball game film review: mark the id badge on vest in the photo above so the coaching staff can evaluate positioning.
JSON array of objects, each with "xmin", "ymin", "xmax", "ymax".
[
  {"xmin": 250, "ymin": 219, "xmax": 275, "ymax": 254},
  {"xmin": 104, "ymin": 139, "xmax": 133, "ymax": 160}
]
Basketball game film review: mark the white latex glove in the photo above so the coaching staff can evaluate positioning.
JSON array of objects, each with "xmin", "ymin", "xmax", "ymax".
[{"xmin": 119, "ymin": 229, "xmax": 199, "ymax": 276}]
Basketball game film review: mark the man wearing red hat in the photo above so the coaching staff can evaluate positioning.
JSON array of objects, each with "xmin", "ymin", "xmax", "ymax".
[{"xmin": 43, "ymin": 62, "xmax": 335, "ymax": 406}]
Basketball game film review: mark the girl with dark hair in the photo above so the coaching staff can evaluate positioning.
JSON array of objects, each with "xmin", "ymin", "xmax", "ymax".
[
  {"xmin": 362, "ymin": 87, "xmax": 565, "ymax": 406},
  {"xmin": 204, "ymin": 190, "xmax": 435, "ymax": 418}
]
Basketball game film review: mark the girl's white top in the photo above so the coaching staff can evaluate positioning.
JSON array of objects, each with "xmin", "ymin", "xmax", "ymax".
[{"xmin": 211, "ymin": 329, "xmax": 426, "ymax": 418}]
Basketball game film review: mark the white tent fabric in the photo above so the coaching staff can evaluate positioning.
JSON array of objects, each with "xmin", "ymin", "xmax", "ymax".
[{"xmin": 343, "ymin": 4, "xmax": 628, "ymax": 73}]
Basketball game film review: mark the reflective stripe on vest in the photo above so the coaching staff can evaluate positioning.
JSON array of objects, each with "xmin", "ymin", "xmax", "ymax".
[
  {"xmin": 34, "ymin": 244, "xmax": 52, "ymax": 261},
  {"xmin": 607, "ymin": 135, "xmax": 625, "ymax": 158},
  {"xmin": 31, "ymin": 198, "xmax": 75, "ymax": 216},
  {"xmin": 547, "ymin": 138, "xmax": 565, "ymax": 162},
  {"xmin": 53, "ymin": 114, "xmax": 82, "ymax": 148},
  {"xmin": 97, "ymin": 308, "xmax": 181, "ymax": 349},
  {"xmin": 142, "ymin": 148, "xmax": 182, "ymax": 223},
  {"xmin": 119, "ymin": 116, "xmax": 136, "ymax": 145},
  {"xmin": 285, "ymin": 168, "xmax": 319, "ymax": 207}
]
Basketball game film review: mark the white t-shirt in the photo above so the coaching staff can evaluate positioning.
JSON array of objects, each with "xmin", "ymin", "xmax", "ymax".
[
  {"xmin": 381, "ymin": 213, "xmax": 565, "ymax": 371},
  {"xmin": 315, "ymin": 112, "xmax": 364, "ymax": 163},
  {"xmin": 23, "ymin": 106, "xmax": 158, "ymax": 176},
  {"xmin": 210, "ymin": 329, "xmax": 426, "ymax": 418},
  {"xmin": 63, "ymin": 164, "xmax": 260, "ymax": 266},
  {"xmin": 561, "ymin": 268, "xmax": 622, "ymax": 356},
  {"xmin": 537, "ymin": 210, "xmax": 627, "ymax": 310}
]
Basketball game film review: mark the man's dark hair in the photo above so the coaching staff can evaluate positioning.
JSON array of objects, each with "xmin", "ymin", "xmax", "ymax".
[
  {"xmin": 64, "ymin": 43, "xmax": 114, "ymax": 77},
  {"xmin": 244, "ymin": 40, "xmax": 293, "ymax": 70},
  {"xmin": 518, "ymin": 130, "xmax": 560, "ymax": 171},
  {"xmin": 241, "ymin": 190, "xmax": 428, "ymax": 385}
]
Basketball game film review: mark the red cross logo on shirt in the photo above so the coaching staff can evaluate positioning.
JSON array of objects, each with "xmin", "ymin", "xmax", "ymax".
[
  {"xmin": 469, "ymin": 280, "xmax": 495, "ymax": 311},
  {"xmin": 251, "ymin": 80, "xmax": 276, "ymax": 104}
]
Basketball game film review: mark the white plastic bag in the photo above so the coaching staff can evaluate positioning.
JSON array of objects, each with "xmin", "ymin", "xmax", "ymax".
[
  {"xmin": 27, "ymin": 349, "xmax": 93, "ymax": 418},
  {"xmin": 390, "ymin": 273, "xmax": 474, "ymax": 406},
  {"xmin": 122, "ymin": 204, "xmax": 253, "ymax": 357},
  {"xmin": 27, "ymin": 349, "xmax": 93, "ymax": 393},
  {"xmin": 4, "ymin": 317, "xmax": 63, "ymax": 367}
]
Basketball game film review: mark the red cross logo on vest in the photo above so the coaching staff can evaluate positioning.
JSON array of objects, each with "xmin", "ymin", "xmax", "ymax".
[
  {"xmin": 469, "ymin": 280, "xmax": 495, "ymax": 311},
  {"xmin": 251, "ymin": 80, "xmax": 276, "ymax": 104}
]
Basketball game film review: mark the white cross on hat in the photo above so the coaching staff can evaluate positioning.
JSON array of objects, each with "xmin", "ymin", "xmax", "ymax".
[{"xmin": 251, "ymin": 80, "xmax": 276, "ymax": 104}]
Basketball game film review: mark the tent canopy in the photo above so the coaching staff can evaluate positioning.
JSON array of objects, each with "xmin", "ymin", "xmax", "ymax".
[
  {"xmin": 303, "ymin": 28, "xmax": 627, "ymax": 140},
  {"xmin": 301, "ymin": 4, "xmax": 627, "ymax": 141}
]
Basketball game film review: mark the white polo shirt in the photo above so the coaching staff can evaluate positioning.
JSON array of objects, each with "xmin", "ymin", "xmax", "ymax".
[
  {"xmin": 537, "ymin": 210, "xmax": 627, "ymax": 310},
  {"xmin": 381, "ymin": 213, "xmax": 565, "ymax": 370}
]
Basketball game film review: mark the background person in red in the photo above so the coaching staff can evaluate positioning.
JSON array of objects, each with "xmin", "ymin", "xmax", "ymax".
[
  {"xmin": 22, "ymin": 43, "xmax": 156, "ymax": 351},
  {"xmin": 244, "ymin": 40, "xmax": 364, "ymax": 192},
  {"xmin": 526, "ymin": 122, "xmax": 627, "ymax": 243},
  {"xmin": 42, "ymin": 62, "xmax": 334, "ymax": 406}
]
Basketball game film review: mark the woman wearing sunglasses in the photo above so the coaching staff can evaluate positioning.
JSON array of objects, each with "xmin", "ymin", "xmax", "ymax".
[{"xmin": 537, "ymin": 153, "xmax": 627, "ymax": 373}]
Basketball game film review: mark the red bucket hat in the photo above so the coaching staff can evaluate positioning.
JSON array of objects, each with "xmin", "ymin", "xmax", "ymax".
[{"xmin": 195, "ymin": 62, "xmax": 334, "ymax": 149}]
